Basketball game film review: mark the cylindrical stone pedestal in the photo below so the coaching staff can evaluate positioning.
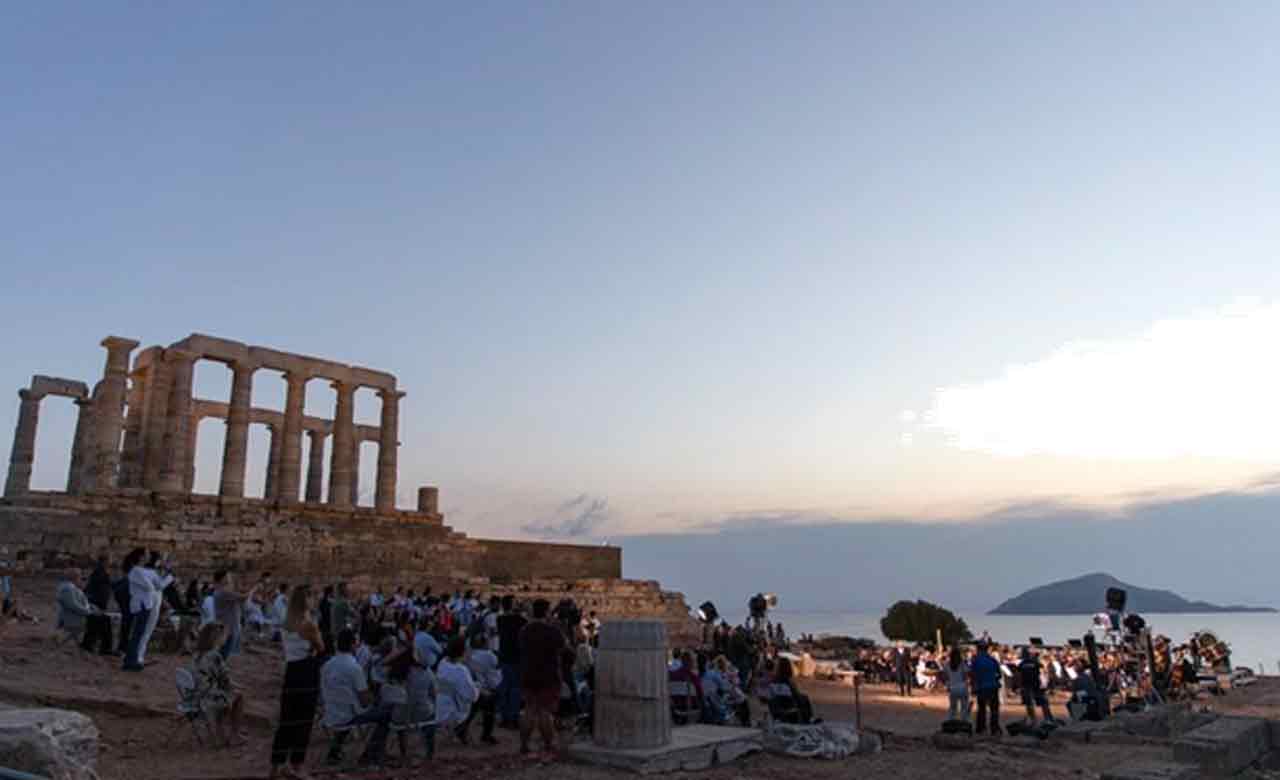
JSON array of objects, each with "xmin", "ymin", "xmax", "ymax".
[
  {"xmin": 417, "ymin": 486, "xmax": 439, "ymax": 514},
  {"xmin": 593, "ymin": 620, "xmax": 671, "ymax": 750}
]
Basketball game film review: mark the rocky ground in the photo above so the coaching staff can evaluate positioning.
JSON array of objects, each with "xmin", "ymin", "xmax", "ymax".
[{"xmin": 2, "ymin": 577, "xmax": 1277, "ymax": 779}]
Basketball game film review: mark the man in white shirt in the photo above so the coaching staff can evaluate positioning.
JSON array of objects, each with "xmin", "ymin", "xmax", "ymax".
[
  {"xmin": 413, "ymin": 617, "xmax": 443, "ymax": 671},
  {"xmin": 460, "ymin": 632, "xmax": 502, "ymax": 744},
  {"xmin": 322, "ymin": 629, "xmax": 392, "ymax": 767}
]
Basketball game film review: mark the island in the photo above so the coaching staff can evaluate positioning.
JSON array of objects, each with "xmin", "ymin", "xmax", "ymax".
[{"xmin": 989, "ymin": 572, "xmax": 1276, "ymax": 615}]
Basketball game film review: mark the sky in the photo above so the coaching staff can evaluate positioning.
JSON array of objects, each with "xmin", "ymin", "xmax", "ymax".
[{"xmin": 5, "ymin": 3, "xmax": 1280, "ymax": 609}]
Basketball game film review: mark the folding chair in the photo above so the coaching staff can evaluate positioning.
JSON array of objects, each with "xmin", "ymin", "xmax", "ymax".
[{"xmin": 174, "ymin": 667, "xmax": 211, "ymax": 745}]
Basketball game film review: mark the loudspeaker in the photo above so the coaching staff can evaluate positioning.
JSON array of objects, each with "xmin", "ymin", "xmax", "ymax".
[{"xmin": 1106, "ymin": 587, "xmax": 1127, "ymax": 612}]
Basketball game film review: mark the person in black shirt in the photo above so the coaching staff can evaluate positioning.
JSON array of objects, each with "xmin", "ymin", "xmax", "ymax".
[
  {"xmin": 1018, "ymin": 648, "xmax": 1053, "ymax": 724},
  {"xmin": 81, "ymin": 555, "xmax": 115, "ymax": 655},
  {"xmin": 495, "ymin": 595, "xmax": 527, "ymax": 728}
]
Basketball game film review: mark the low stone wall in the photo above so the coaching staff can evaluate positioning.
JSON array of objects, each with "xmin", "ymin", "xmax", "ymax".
[{"xmin": 0, "ymin": 490, "xmax": 700, "ymax": 645}]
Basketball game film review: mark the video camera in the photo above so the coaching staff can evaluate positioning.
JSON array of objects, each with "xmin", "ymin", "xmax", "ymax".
[{"xmin": 748, "ymin": 592, "xmax": 777, "ymax": 621}]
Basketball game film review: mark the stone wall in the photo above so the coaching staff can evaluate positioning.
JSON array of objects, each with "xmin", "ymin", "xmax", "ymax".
[{"xmin": 0, "ymin": 491, "xmax": 700, "ymax": 645}]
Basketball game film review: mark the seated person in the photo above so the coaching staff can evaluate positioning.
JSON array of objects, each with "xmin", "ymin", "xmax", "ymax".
[
  {"xmin": 323, "ymin": 629, "xmax": 392, "ymax": 767},
  {"xmin": 55, "ymin": 568, "xmax": 99, "ymax": 646},
  {"xmin": 767, "ymin": 658, "xmax": 816, "ymax": 724},
  {"xmin": 194, "ymin": 622, "xmax": 247, "ymax": 746},
  {"xmin": 701, "ymin": 655, "xmax": 734, "ymax": 724},
  {"xmin": 668, "ymin": 650, "xmax": 705, "ymax": 723},
  {"xmin": 435, "ymin": 636, "xmax": 479, "ymax": 738},
  {"xmin": 462, "ymin": 631, "xmax": 502, "ymax": 745},
  {"xmin": 406, "ymin": 634, "xmax": 438, "ymax": 761}
]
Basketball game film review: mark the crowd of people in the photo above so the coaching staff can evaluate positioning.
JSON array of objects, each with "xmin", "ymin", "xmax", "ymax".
[{"xmin": 40, "ymin": 551, "xmax": 613, "ymax": 778}]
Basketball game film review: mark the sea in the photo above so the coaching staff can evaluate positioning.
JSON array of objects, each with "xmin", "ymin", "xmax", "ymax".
[{"xmin": 770, "ymin": 610, "xmax": 1280, "ymax": 674}]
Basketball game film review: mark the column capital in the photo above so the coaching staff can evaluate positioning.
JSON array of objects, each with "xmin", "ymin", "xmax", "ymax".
[
  {"xmin": 74, "ymin": 397, "xmax": 93, "ymax": 408},
  {"xmin": 17, "ymin": 389, "xmax": 42, "ymax": 403},
  {"xmin": 330, "ymin": 379, "xmax": 357, "ymax": 395},
  {"xmin": 101, "ymin": 336, "xmax": 141, "ymax": 353},
  {"xmin": 284, "ymin": 370, "xmax": 309, "ymax": 388},
  {"xmin": 377, "ymin": 388, "xmax": 406, "ymax": 401}
]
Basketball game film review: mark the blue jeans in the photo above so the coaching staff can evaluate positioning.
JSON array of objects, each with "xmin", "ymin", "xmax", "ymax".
[
  {"xmin": 122, "ymin": 609, "xmax": 148, "ymax": 669},
  {"xmin": 497, "ymin": 663, "xmax": 522, "ymax": 724},
  {"xmin": 219, "ymin": 625, "xmax": 242, "ymax": 660}
]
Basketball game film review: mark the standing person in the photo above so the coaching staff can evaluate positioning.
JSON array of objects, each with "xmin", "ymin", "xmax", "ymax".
[
  {"xmin": 270, "ymin": 583, "xmax": 289, "ymax": 640},
  {"xmin": 212, "ymin": 570, "xmax": 256, "ymax": 660},
  {"xmin": 894, "ymin": 641, "xmax": 913, "ymax": 697},
  {"xmin": 113, "ymin": 557, "xmax": 135, "ymax": 657},
  {"xmin": 317, "ymin": 586, "xmax": 334, "ymax": 654},
  {"xmin": 943, "ymin": 647, "xmax": 971, "ymax": 722},
  {"xmin": 268, "ymin": 586, "xmax": 325, "ymax": 779},
  {"xmin": 135, "ymin": 552, "xmax": 174, "ymax": 667},
  {"xmin": 495, "ymin": 595, "xmax": 526, "ymax": 728},
  {"xmin": 121, "ymin": 548, "xmax": 153, "ymax": 671},
  {"xmin": 972, "ymin": 642, "xmax": 1003, "ymax": 736},
  {"xmin": 461, "ymin": 631, "xmax": 502, "ymax": 745},
  {"xmin": 82, "ymin": 555, "xmax": 115, "ymax": 655},
  {"xmin": 518, "ymin": 599, "xmax": 565, "ymax": 759},
  {"xmin": 1018, "ymin": 647, "xmax": 1053, "ymax": 724},
  {"xmin": 330, "ymin": 584, "xmax": 352, "ymax": 638}
]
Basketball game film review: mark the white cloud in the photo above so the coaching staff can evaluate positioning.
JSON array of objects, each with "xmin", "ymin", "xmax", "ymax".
[{"xmin": 923, "ymin": 300, "xmax": 1280, "ymax": 460}]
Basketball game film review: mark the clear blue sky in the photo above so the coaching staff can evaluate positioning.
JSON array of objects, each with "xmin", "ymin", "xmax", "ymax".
[{"xmin": 5, "ymin": 2, "xmax": 1280, "ymax": 555}]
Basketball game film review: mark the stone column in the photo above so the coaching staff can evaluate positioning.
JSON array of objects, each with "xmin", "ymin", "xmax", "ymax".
[
  {"xmin": 327, "ymin": 381, "xmax": 355, "ymax": 507},
  {"xmin": 66, "ymin": 398, "xmax": 95, "ymax": 493},
  {"xmin": 305, "ymin": 429, "xmax": 326, "ymax": 502},
  {"xmin": 275, "ymin": 372, "xmax": 307, "ymax": 503},
  {"xmin": 264, "ymin": 424, "xmax": 282, "ymax": 500},
  {"xmin": 375, "ymin": 390, "xmax": 404, "ymax": 512},
  {"xmin": 141, "ymin": 359, "xmax": 173, "ymax": 489},
  {"xmin": 3, "ymin": 390, "xmax": 42, "ymax": 497},
  {"xmin": 183, "ymin": 411, "xmax": 199, "ymax": 492},
  {"xmin": 92, "ymin": 336, "xmax": 140, "ymax": 490},
  {"xmin": 218, "ymin": 361, "xmax": 254, "ymax": 499},
  {"xmin": 118, "ymin": 370, "xmax": 147, "ymax": 487},
  {"xmin": 158, "ymin": 350, "xmax": 196, "ymax": 493},
  {"xmin": 350, "ymin": 439, "xmax": 361, "ymax": 506}
]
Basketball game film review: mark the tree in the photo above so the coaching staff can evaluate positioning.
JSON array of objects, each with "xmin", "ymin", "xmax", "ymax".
[{"xmin": 880, "ymin": 599, "xmax": 972, "ymax": 645}]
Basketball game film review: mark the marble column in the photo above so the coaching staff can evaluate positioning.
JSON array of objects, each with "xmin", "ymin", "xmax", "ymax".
[
  {"xmin": 66, "ymin": 397, "xmax": 95, "ymax": 493},
  {"xmin": 264, "ymin": 423, "xmax": 282, "ymax": 500},
  {"xmin": 375, "ymin": 390, "xmax": 404, "ymax": 512},
  {"xmin": 218, "ymin": 361, "xmax": 254, "ymax": 499},
  {"xmin": 158, "ymin": 350, "xmax": 196, "ymax": 493},
  {"xmin": 276, "ymin": 372, "xmax": 307, "ymax": 503},
  {"xmin": 305, "ymin": 429, "xmax": 326, "ymax": 502},
  {"xmin": 4, "ymin": 390, "xmax": 42, "ymax": 497},
  {"xmin": 141, "ymin": 360, "xmax": 174, "ymax": 489},
  {"xmin": 118, "ymin": 370, "xmax": 147, "ymax": 488},
  {"xmin": 350, "ymin": 440, "xmax": 361, "ymax": 506},
  {"xmin": 183, "ymin": 411, "xmax": 198, "ymax": 493},
  {"xmin": 92, "ymin": 336, "xmax": 140, "ymax": 490},
  {"xmin": 327, "ymin": 381, "xmax": 355, "ymax": 507}
]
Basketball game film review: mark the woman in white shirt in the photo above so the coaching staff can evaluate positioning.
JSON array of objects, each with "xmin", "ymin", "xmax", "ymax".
[
  {"xmin": 135, "ymin": 552, "xmax": 174, "ymax": 666},
  {"xmin": 435, "ymin": 636, "xmax": 479, "ymax": 740}
]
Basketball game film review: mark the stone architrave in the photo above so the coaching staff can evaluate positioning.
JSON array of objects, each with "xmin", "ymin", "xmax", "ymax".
[
  {"xmin": 275, "ymin": 372, "xmax": 307, "ymax": 503},
  {"xmin": 157, "ymin": 350, "xmax": 196, "ymax": 493},
  {"xmin": 3, "ymin": 390, "xmax": 42, "ymax": 497},
  {"xmin": 327, "ymin": 381, "xmax": 355, "ymax": 507},
  {"xmin": 218, "ymin": 361, "xmax": 254, "ymax": 499},
  {"xmin": 375, "ymin": 389, "xmax": 404, "ymax": 511},
  {"xmin": 91, "ymin": 337, "xmax": 139, "ymax": 490},
  {"xmin": 305, "ymin": 429, "xmax": 326, "ymax": 502},
  {"xmin": 66, "ymin": 398, "xmax": 95, "ymax": 494}
]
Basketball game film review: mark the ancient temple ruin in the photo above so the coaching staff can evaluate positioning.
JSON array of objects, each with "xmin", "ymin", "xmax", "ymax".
[{"xmin": 5, "ymin": 334, "xmax": 409, "ymax": 510}]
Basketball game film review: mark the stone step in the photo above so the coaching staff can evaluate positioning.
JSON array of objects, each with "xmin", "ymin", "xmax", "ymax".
[
  {"xmin": 1102, "ymin": 760, "xmax": 1200, "ymax": 780},
  {"xmin": 1173, "ymin": 716, "xmax": 1272, "ymax": 777}
]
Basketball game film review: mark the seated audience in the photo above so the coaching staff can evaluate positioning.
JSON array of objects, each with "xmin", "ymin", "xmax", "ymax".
[
  {"xmin": 322, "ymin": 629, "xmax": 392, "ymax": 767},
  {"xmin": 194, "ymin": 622, "xmax": 247, "ymax": 746}
]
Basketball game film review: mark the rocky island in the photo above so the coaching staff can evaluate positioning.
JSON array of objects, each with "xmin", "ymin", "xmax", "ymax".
[{"xmin": 990, "ymin": 572, "xmax": 1277, "ymax": 615}]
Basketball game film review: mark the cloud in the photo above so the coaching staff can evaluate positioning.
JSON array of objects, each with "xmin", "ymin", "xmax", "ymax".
[
  {"xmin": 922, "ymin": 300, "xmax": 1280, "ymax": 459},
  {"xmin": 521, "ymin": 493, "xmax": 611, "ymax": 538}
]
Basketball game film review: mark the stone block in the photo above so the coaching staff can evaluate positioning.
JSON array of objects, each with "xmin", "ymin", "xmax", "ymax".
[
  {"xmin": 1173, "ymin": 716, "xmax": 1271, "ymax": 776},
  {"xmin": 1101, "ymin": 760, "xmax": 1200, "ymax": 780},
  {"xmin": 0, "ymin": 707, "xmax": 99, "ymax": 780}
]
